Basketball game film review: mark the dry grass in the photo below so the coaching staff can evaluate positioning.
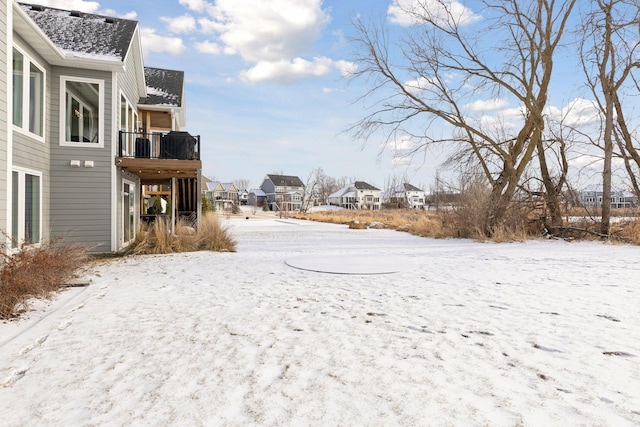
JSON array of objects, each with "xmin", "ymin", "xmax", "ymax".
[
  {"xmin": 292, "ymin": 209, "xmax": 449, "ymax": 238},
  {"xmin": 615, "ymin": 220, "xmax": 640, "ymax": 244},
  {"xmin": 293, "ymin": 206, "xmax": 640, "ymax": 244},
  {"xmin": 292, "ymin": 206, "xmax": 535, "ymax": 242},
  {"xmin": 0, "ymin": 237, "xmax": 89, "ymax": 320},
  {"xmin": 125, "ymin": 213, "xmax": 236, "ymax": 255}
]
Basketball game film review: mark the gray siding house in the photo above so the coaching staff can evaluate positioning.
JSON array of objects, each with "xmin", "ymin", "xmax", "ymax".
[
  {"xmin": 1, "ymin": 2, "xmax": 201, "ymax": 252},
  {"xmin": 260, "ymin": 174, "xmax": 305, "ymax": 211}
]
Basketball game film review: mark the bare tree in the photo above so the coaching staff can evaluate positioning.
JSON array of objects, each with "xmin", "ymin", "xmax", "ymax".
[
  {"xmin": 350, "ymin": 0, "xmax": 576, "ymax": 234},
  {"xmin": 314, "ymin": 168, "xmax": 346, "ymax": 206},
  {"xmin": 580, "ymin": 0, "xmax": 640, "ymax": 235},
  {"xmin": 233, "ymin": 179, "xmax": 251, "ymax": 191}
]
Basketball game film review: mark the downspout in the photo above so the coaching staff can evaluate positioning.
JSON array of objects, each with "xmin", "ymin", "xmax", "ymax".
[{"xmin": 111, "ymin": 70, "xmax": 119, "ymax": 251}]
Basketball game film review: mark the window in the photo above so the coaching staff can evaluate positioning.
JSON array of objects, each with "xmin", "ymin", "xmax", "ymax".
[
  {"xmin": 12, "ymin": 169, "xmax": 42, "ymax": 248},
  {"xmin": 123, "ymin": 181, "xmax": 136, "ymax": 244},
  {"xmin": 61, "ymin": 77, "xmax": 104, "ymax": 146},
  {"xmin": 120, "ymin": 94, "xmax": 139, "ymax": 155},
  {"xmin": 13, "ymin": 48, "xmax": 45, "ymax": 138}
]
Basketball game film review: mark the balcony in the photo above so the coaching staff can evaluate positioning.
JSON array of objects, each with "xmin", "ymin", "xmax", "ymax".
[{"xmin": 116, "ymin": 131, "xmax": 201, "ymax": 181}]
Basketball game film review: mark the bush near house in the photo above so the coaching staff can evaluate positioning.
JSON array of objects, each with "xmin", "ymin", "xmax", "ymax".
[
  {"xmin": 0, "ymin": 237, "xmax": 89, "ymax": 320},
  {"xmin": 125, "ymin": 212, "xmax": 236, "ymax": 255}
]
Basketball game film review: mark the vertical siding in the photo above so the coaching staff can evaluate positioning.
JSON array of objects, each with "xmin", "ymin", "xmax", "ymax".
[
  {"xmin": 0, "ymin": 2, "xmax": 8, "ymax": 232},
  {"xmin": 49, "ymin": 67, "xmax": 113, "ymax": 251}
]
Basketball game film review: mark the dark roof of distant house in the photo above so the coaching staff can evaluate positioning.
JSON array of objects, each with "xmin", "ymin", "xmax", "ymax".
[
  {"xmin": 354, "ymin": 181, "xmax": 380, "ymax": 191},
  {"xmin": 403, "ymin": 183, "xmax": 423, "ymax": 192},
  {"xmin": 140, "ymin": 67, "xmax": 184, "ymax": 107},
  {"xmin": 19, "ymin": 2, "xmax": 137, "ymax": 61},
  {"xmin": 266, "ymin": 174, "xmax": 305, "ymax": 187}
]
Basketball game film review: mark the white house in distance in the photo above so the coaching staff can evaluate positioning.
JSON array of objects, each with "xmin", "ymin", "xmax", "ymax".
[
  {"xmin": 328, "ymin": 181, "xmax": 382, "ymax": 210},
  {"xmin": 580, "ymin": 185, "xmax": 638, "ymax": 209},
  {"xmin": 385, "ymin": 183, "xmax": 426, "ymax": 209}
]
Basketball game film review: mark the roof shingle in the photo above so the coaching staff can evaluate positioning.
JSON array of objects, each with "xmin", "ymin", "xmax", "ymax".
[{"xmin": 19, "ymin": 2, "xmax": 137, "ymax": 61}]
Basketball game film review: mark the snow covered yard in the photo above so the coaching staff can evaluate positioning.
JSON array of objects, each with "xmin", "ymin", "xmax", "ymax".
[{"xmin": 1, "ymin": 217, "xmax": 639, "ymax": 426}]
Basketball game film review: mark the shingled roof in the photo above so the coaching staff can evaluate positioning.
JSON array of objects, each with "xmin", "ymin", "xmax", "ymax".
[
  {"xmin": 402, "ymin": 183, "xmax": 423, "ymax": 192},
  {"xmin": 140, "ymin": 67, "xmax": 184, "ymax": 107},
  {"xmin": 354, "ymin": 181, "xmax": 380, "ymax": 191},
  {"xmin": 266, "ymin": 174, "xmax": 305, "ymax": 187},
  {"xmin": 19, "ymin": 2, "xmax": 137, "ymax": 61}
]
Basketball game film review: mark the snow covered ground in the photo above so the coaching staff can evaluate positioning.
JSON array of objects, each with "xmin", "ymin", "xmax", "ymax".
[{"xmin": 1, "ymin": 217, "xmax": 639, "ymax": 426}]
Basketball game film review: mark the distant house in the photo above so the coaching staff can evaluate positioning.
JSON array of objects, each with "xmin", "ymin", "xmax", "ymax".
[
  {"xmin": 385, "ymin": 183, "xmax": 426, "ymax": 209},
  {"xmin": 328, "ymin": 181, "xmax": 381, "ymax": 210},
  {"xmin": 237, "ymin": 189, "xmax": 249, "ymax": 205},
  {"xmin": 581, "ymin": 185, "xmax": 637, "ymax": 209},
  {"xmin": 260, "ymin": 174, "xmax": 305, "ymax": 211},
  {"xmin": 206, "ymin": 181, "xmax": 238, "ymax": 211},
  {"xmin": 248, "ymin": 188, "xmax": 267, "ymax": 207}
]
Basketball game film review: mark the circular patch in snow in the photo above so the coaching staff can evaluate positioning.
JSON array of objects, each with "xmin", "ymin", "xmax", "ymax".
[{"xmin": 285, "ymin": 254, "xmax": 406, "ymax": 275}]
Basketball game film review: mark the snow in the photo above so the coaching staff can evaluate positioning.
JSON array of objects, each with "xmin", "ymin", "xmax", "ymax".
[{"xmin": 1, "ymin": 217, "xmax": 639, "ymax": 425}]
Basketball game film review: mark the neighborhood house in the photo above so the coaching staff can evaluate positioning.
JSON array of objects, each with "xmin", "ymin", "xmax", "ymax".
[
  {"xmin": 328, "ymin": 181, "xmax": 382, "ymax": 210},
  {"xmin": 259, "ymin": 174, "xmax": 305, "ymax": 211}
]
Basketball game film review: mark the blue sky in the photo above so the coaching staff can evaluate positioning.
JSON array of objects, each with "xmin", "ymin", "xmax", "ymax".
[
  {"xmin": 36, "ymin": 0, "xmax": 449, "ymax": 190},
  {"xmin": 35, "ymin": 0, "xmax": 627, "ymax": 191}
]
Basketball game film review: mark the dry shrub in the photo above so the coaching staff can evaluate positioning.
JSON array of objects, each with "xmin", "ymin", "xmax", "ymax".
[
  {"xmin": 348, "ymin": 220, "xmax": 368, "ymax": 229},
  {"xmin": 0, "ymin": 237, "xmax": 89, "ymax": 319},
  {"xmin": 199, "ymin": 213, "xmax": 238, "ymax": 251},
  {"xmin": 611, "ymin": 219, "xmax": 640, "ymax": 244},
  {"xmin": 126, "ymin": 213, "xmax": 236, "ymax": 255}
]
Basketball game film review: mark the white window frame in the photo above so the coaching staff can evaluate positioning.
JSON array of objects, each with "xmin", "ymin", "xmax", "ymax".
[
  {"xmin": 60, "ymin": 76, "xmax": 105, "ymax": 148},
  {"xmin": 120, "ymin": 92, "xmax": 139, "ymax": 156},
  {"xmin": 12, "ymin": 167, "xmax": 43, "ymax": 248},
  {"xmin": 122, "ymin": 179, "xmax": 137, "ymax": 246},
  {"xmin": 12, "ymin": 45, "xmax": 46, "ymax": 141}
]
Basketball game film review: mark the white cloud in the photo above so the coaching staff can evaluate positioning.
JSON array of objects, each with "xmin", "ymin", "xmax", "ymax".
[
  {"xmin": 547, "ymin": 98, "xmax": 601, "ymax": 127},
  {"xmin": 388, "ymin": 0, "xmax": 481, "ymax": 27},
  {"xmin": 100, "ymin": 9, "xmax": 137, "ymax": 20},
  {"xmin": 465, "ymin": 98, "xmax": 508, "ymax": 112},
  {"xmin": 179, "ymin": 0, "xmax": 209, "ymax": 13},
  {"xmin": 392, "ymin": 135, "xmax": 416, "ymax": 151},
  {"xmin": 202, "ymin": 0, "xmax": 330, "ymax": 63},
  {"xmin": 334, "ymin": 60, "xmax": 358, "ymax": 77},
  {"xmin": 161, "ymin": 15, "xmax": 197, "ymax": 34},
  {"xmin": 240, "ymin": 57, "xmax": 334, "ymax": 83},
  {"xmin": 403, "ymin": 77, "xmax": 434, "ymax": 95},
  {"xmin": 35, "ymin": 0, "xmax": 100, "ymax": 13},
  {"xmin": 195, "ymin": 40, "xmax": 222, "ymax": 55},
  {"xmin": 140, "ymin": 28, "xmax": 186, "ymax": 56}
]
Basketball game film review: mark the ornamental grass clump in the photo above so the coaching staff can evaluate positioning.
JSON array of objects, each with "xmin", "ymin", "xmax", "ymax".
[
  {"xmin": 126, "ymin": 212, "xmax": 236, "ymax": 255},
  {"xmin": 0, "ymin": 236, "xmax": 89, "ymax": 319}
]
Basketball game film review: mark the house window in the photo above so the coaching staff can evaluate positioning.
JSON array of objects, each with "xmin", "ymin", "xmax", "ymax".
[
  {"xmin": 120, "ymin": 93, "xmax": 139, "ymax": 155},
  {"xmin": 61, "ymin": 77, "xmax": 104, "ymax": 146},
  {"xmin": 123, "ymin": 181, "xmax": 136, "ymax": 244},
  {"xmin": 12, "ymin": 48, "xmax": 45, "ymax": 138},
  {"xmin": 12, "ymin": 169, "xmax": 42, "ymax": 248}
]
